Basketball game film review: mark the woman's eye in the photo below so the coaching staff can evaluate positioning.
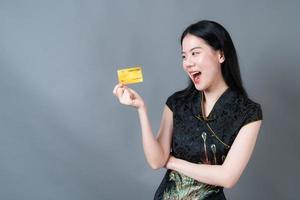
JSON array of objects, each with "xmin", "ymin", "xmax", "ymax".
[
  {"xmin": 192, "ymin": 52, "xmax": 200, "ymax": 56},
  {"xmin": 181, "ymin": 55, "xmax": 186, "ymax": 60}
]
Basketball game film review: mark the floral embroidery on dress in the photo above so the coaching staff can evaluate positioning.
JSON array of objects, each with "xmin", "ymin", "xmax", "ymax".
[
  {"xmin": 162, "ymin": 134, "xmax": 224, "ymax": 200},
  {"xmin": 162, "ymin": 170, "xmax": 220, "ymax": 200}
]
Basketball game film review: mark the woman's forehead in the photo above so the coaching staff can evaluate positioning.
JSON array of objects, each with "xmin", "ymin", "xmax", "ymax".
[{"xmin": 182, "ymin": 34, "xmax": 208, "ymax": 52}]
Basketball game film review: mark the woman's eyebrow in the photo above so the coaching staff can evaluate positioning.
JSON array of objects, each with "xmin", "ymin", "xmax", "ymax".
[{"xmin": 181, "ymin": 46, "xmax": 202, "ymax": 54}]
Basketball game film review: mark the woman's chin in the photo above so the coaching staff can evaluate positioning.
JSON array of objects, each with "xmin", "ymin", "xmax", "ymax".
[{"xmin": 194, "ymin": 83, "xmax": 204, "ymax": 91}]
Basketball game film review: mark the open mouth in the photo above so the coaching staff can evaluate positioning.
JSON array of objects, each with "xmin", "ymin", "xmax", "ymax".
[{"xmin": 190, "ymin": 71, "xmax": 201, "ymax": 83}]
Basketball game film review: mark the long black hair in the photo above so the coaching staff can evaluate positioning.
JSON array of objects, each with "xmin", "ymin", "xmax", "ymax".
[{"xmin": 178, "ymin": 20, "xmax": 248, "ymax": 98}]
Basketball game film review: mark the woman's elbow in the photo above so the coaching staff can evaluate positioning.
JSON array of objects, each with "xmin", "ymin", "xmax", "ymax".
[
  {"xmin": 149, "ymin": 163, "xmax": 161, "ymax": 170},
  {"xmin": 148, "ymin": 159, "xmax": 167, "ymax": 170},
  {"xmin": 223, "ymin": 176, "xmax": 239, "ymax": 189},
  {"xmin": 223, "ymin": 180, "xmax": 236, "ymax": 189}
]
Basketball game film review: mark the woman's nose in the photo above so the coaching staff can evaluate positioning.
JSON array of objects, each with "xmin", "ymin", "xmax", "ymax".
[{"xmin": 184, "ymin": 57, "xmax": 195, "ymax": 68}]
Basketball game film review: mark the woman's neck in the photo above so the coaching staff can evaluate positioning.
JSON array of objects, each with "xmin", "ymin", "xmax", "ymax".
[{"xmin": 202, "ymin": 81, "xmax": 229, "ymax": 106}]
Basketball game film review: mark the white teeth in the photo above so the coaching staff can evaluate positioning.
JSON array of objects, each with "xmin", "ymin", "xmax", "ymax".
[{"xmin": 190, "ymin": 71, "xmax": 201, "ymax": 76}]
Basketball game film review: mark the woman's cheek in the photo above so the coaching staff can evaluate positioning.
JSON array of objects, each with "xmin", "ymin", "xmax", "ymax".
[{"xmin": 205, "ymin": 71, "xmax": 215, "ymax": 85}]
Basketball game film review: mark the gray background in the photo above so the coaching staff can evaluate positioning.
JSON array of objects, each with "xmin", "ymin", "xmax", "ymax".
[{"xmin": 1, "ymin": 0, "xmax": 299, "ymax": 199}]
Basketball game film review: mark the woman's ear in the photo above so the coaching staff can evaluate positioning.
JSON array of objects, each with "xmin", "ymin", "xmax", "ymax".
[{"xmin": 219, "ymin": 51, "xmax": 225, "ymax": 63}]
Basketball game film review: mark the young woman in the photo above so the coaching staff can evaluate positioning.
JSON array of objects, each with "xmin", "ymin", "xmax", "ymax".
[{"xmin": 113, "ymin": 20, "xmax": 263, "ymax": 200}]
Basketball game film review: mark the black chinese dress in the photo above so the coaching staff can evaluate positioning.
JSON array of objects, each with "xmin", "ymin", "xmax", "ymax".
[{"xmin": 154, "ymin": 88, "xmax": 263, "ymax": 200}]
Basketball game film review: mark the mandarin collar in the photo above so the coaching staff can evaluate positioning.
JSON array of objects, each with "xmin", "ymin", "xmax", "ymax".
[{"xmin": 191, "ymin": 88, "xmax": 235, "ymax": 122}]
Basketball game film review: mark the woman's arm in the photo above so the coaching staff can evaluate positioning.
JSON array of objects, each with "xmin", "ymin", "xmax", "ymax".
[
  {"xmin": 165, "ymin": 120, "xmax": 262, "ymax": 188},
  {"xmin": 113, "ymin": 83, "xmax": 173, "ymax": 170},
  {"xmin": 138, "ymin": 105, "xmax": 173, "ymax": 169}
]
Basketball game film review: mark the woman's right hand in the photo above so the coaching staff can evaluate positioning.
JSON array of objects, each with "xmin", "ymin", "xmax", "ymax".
[{"xmin": 112, "ymin": 83, "xmax": 145, "ymax": 109}]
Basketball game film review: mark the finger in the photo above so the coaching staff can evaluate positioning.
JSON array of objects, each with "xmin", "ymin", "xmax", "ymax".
[
  {"xmin": 116, "ymin": 87, "xmax": 125, "ymax": 97},
  {"xmin": 127, "ymin": 88, "xmax": 138, "ymax": 95},
  {"xmin": 123, "ymin": 84, "xmax": 128, "ymax": 89},
  {"xmin": 123, "ymin": 88, "xmax": 134, "ymax": 99},
  {"xmin": 122, "ymin": 89, "xmax": 131, "ymax": 101},
  {"xmin": 119, "ymin": 89, "xmax": 133, "ymax": 105},
  {"xmin": 127, "ymin": 88, "xmax": 140, "ymax": 99},
  {"xmin": 113, "ymin": 84, "xmax": 119, "ymax": 95},
  {"xmin": 113, "ymin": 83, "xmax": 124, "ymax": 95}
]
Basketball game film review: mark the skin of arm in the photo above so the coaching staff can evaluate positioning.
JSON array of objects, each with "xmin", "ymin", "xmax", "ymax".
[
  {"xmin": 113, "ymin": 84, "xmax": 173, "ymax": 170},
  {"xmin": 165, "ymin": 120, "xmax": 262, "ymax": 188},
  {"xmin": 138, "ymin": 105, "xmax": 173, "ymax": 170}
]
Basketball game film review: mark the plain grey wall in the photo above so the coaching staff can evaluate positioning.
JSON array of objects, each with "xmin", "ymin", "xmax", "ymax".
[{"xmin": 1, "ymin": 0, "xmax": 299, "ymax": 199}]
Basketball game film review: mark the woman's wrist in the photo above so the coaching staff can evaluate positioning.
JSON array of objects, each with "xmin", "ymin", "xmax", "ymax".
[{"xmin": 137, "ymin": 103, "xmax": 147, "ymax": 113}]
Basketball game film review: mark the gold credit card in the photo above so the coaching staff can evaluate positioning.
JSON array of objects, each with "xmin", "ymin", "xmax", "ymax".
[{"xmin": 117, "ymin": 66, "xmax": 143, "ymax": 84}]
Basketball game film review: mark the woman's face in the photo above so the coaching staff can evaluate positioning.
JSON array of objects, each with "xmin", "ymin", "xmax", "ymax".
[{"xmin": 181, "ymin": 34, "xmax": 225, "ymax": 91}]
